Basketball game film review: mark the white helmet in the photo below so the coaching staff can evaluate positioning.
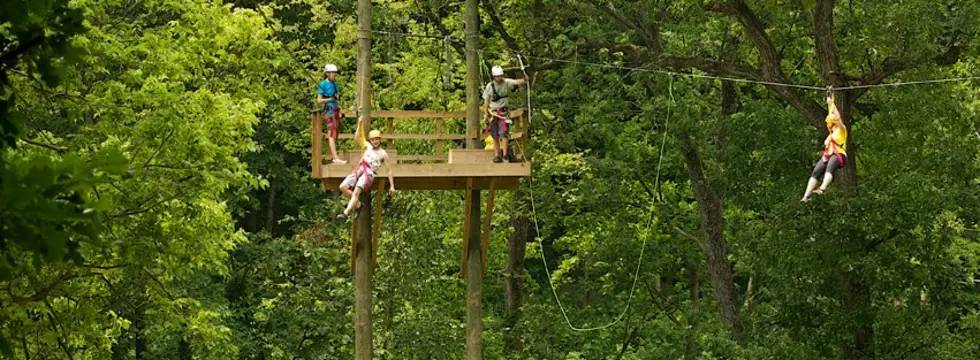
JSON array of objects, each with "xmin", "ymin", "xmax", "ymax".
[
  {"xmin": 491, "ymin": 66, "xmax": 504, "ymax": 76},
  {"xmin": 323, "ymin": 64, "xmax": 338, "ymax": 73}
]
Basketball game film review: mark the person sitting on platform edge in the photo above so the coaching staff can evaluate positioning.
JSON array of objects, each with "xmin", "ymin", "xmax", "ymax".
[
  {"xmin": 483, "ymin": 65, "xmax": 526, "ymax": 163},
  {"xmin": 317, "ymin": 63, "xmax": 347, "ymax": 164},
  {"xmin": 337, "ymin": 120, "xmax": 396, "ymax": 220}
]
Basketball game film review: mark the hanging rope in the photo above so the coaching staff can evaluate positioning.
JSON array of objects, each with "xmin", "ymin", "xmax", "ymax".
[
  {"xmin": 444, "ymin": 35, "xmax": 453, "ymax": 90},
  {"xmin": 525, "ymin": 68, "xmax": 674, "ymax": 331}
]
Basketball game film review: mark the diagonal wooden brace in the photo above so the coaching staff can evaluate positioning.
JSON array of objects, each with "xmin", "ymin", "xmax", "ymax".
[
  {"xmin": 461, "ymin": 178, "xmax": 473, "ymax": 276},
  {"xmin": 481, "ymin": 178, "xmax": 496, "ymax": 275},
  {"xmin": 372, "ymin": 179, "xmax": 385, "ymax": 268}
]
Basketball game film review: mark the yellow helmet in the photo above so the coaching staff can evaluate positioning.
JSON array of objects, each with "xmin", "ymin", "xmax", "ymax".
[{"xmin": 368, "ymin": 130, "xmax": 382, "ymax": 140}]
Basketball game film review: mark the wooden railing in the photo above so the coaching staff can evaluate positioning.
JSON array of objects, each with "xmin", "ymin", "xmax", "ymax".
[{"xmin": 311, "ymin": 108, "xmax": 528, "ymax": 176}]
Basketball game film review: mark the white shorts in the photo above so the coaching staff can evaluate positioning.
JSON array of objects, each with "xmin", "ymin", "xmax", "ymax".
[{"xmin": 341, "ymin": 169, "xmax": 375, "ymax": 191}]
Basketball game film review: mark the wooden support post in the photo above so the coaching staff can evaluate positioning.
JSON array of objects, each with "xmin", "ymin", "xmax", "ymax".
[
  {"xmin": 373, "ymin": 179, "xmax": 385, "ymax": 267},
  {"xmin": 312, "ymin": 112, "xmax": 323, "ymax": 177},
  {"xmin": 386, "ymin": 117, "xmax": 394, "ymax": 149},
  {"xmin": 435, "ymin": 118, "xmax": 444, "ymax": 156},
  {"xmin": 461, "ymin": 178, "xmax": 474, "ymax": 276},
  {"xmin": 481, "ymin": 178, "xmax": 496, "ymax": 275},
  {"xmin": 464, "ymin": 0, "xmax": 483, "ymax": 357},
  {"xmin": 354, "ymin": 0, "xmax": 373, "ymax": 358}
]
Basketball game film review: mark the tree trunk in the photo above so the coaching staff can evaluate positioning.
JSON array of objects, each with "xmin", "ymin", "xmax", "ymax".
[
  {"xmin": 503, "ymin": 213, "xmax": 530, "ymax": 355},
  {"xmin": 829, "ymin": 89, "xmax": 869, "ymax": 360},
  {"xmin": 842, "ymin": 271, "xmax": 873, "ymax": 360},
  {"xmin": 266, "ymin": 180, "xmax": 276, "ymax": 234},
  {"xmin": 677, "ymin": 132, "xmax": 744, "ymax": 340},
  {"xmin": 831, "ymin": 90, "xmax": 859, "ymax": 193},
  {"xmin": 685, "ymin": 260, "xmax": 700, "ymax": 360},
  {"xmin": 583, "ymin": 260, "xmax": 590, "ymax": 307},
  {"xmin": 178, "ymin": 337, "xmax": 191, "ymax": 360},
  {"xmin": 248, "ymin": 208, "xmax": 258, "ymax": 233},
  {"xmin": 134, "ymin": 315, "xmax": 145, "ymax": 358}
]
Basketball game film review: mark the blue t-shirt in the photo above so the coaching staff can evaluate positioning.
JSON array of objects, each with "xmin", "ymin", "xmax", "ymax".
[{"xmin": 317, "ymin": 79, "xmax": 340, "ymax": 112}]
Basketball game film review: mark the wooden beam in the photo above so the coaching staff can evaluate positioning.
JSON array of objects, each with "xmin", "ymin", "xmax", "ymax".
[
  {"xmin": 435, "ymin": 118, "xmax": 444, "ymax": 155},
  {"xmin": 323, "ymin": 177, "xmax": 520, "ymax": 191},
  {"xmin": 450, "ymin": 149, "xmax": 496, "ymax": 164},
  {"xmin": 309, "ymin": 108, "xmax": 352, "ymax": 118},
  {"xmin": 386, "ymin": 118, "xmax": 394, "ymax": 148},
  {"xmin": 346, "ymin": 150, "xmax": 399, "ymax": 164},
  {"xmin": 321, "ymin": 162, "xmax": 531, "ymax": 179},
  {"xmin": 461, "ymin": 178, "xmax": 474, "ymax": 276},
  {"xmin": 338, "ymin": 133, "xmax": 466, "ymax": 141},
  {"xmin": 395, "ymin": 154, "xmax": 449, "ymax": 162},
  {"xmin": 481, "ymin": 178, "xmax": 496, "ymax": 275},
  {"xmin": 312, "ymin": 112, "xmax": 323, "ymax": 178},
  {"xmin": 309, "ymin": 108, "xmax": 522, "ymax": 119},
  {"xmin": 373, "ymin": 110, "xmax": 467, "ymax": 118},
  {"xmin": 347, "ymin": 108, "xmax": 523, "ymax": 119}
]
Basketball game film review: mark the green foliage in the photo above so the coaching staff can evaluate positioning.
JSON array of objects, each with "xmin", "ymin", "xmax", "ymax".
[{"xmin": 1, "ymin": 0, "xmax": 979, "ymax": 359}]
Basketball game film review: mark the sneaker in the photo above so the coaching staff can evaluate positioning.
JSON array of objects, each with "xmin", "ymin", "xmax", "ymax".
[
  {"xmin": 493, "ymin": 156, "xmax": 503, "ymax": 163},
  {"xmin": 337, "ymin": 213, "xmax": 348, "ymax": 220}
]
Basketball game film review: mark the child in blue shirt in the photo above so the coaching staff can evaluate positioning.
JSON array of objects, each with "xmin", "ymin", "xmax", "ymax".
[{"xmin": 317, "ymin": 64, "xmax": 346, "ymax": 164}]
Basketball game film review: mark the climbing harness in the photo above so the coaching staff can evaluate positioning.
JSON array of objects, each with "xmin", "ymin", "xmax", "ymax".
[{"xmin": 323, "ymin": 104, "xmax": 344, "ymax": 137}]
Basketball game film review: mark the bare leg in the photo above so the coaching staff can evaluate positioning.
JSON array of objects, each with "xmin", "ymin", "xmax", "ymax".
[
  {"xmin": 801, "ymin": 177, "xmax": 819, "ymax": 202},
  {"xmin": 501, "ymin": 137, "xmax": 510, "ymax": 161},
  {"xmin": 344, "ymin": 187, "xmax": 362, "ymax": 216},
  {"xmin": 328, "ymin": 136, "xmax": 346, "ymax": 164},
  {"xmin": 492, "ymin": 136, "xmax": 502, "ymax": 160},
  {"xmin": 816, "ymin": 172, "xmax": 834, "ymax": 193},
  {"xmin": 340, "ymin": 184, "xmax": 353, "ymax": 199}
]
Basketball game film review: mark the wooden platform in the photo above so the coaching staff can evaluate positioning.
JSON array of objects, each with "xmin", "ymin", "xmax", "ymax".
[
  {"xmin": 319, "ymin": 150, "xmax": 529, "ymax": 190},
  {"xmin": 312, "ymin": 109, "xmax": 531, "ymax": 191}
]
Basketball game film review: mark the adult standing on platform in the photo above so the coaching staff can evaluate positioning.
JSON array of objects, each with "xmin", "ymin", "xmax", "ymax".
[
  {"xmin": 483, "ymin": 66, "xmax": 526, "ymax": 163},
  {"xmin": 317, "ymin": 64, "xmax": 347, "ymax": 164}
]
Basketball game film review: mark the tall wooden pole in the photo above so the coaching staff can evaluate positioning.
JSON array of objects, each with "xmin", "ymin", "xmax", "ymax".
[
  {"xmin": 355, "ymin": 0, "xmax": 373, "ymax": 358},
  {"xmin": 464, "ymin": 0, "xmax": 483, "ymax": 359}
]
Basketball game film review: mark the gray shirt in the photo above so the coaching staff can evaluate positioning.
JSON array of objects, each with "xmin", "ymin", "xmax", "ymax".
[{"xmin": 483, "ymin": 78, "xmax": 519, "ymax": 110}]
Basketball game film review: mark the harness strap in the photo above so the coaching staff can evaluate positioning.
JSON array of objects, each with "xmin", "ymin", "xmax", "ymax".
[
  {"xmin": 324, "ymin": 105, "xmax": 343, "ymax": 136},
  {"xmin": 824, "ymin": 139, "xmax": 845, "ymax": 167},
  {"xmin": 490, "ymin": 82, "xmax": 516, "ymax": 102}
]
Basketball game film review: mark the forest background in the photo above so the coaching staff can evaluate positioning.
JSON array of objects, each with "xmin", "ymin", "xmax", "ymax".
[{"xmin": 1, "ymin": 0, "xmax": 979, "ymax": 359}]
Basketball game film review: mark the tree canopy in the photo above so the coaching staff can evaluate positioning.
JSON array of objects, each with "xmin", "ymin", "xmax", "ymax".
[{"xmin": 1, "ymin": 0, "xmax": 978, "ymax": 359}]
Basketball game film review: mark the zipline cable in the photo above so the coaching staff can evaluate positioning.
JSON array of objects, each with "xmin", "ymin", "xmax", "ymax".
[
  {"xmin": 514, "ymin": 53, "xmax": 980, "ymax": 92},
  {"xmin": 366, "ymin": 30, "xmax": 980, "ymax": 92},
  {"xmin": 522, "ymin": 52, "xmax": 672, "ymax": 331}
]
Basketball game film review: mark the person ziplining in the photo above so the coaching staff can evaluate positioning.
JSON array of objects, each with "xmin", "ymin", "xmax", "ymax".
[
  {"xmin": 317, "ymin": 64, "xmax": 347, "ymax": 164},
  {"xmin": 801, "ymin": 90, "xmax": 848, "ymax": 202},
  {"xmin": 337, "ymin": 117, "xmax": 396, "ymax": 220},
  {"xmin": 483, "ymin": 66, "xmax": 526, "ymax": 163}
]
